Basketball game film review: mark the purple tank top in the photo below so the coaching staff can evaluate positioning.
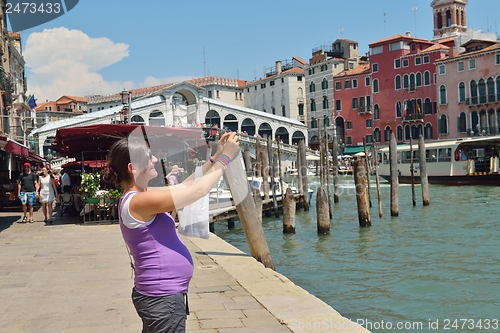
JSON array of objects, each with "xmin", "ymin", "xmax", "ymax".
[{"xmin": 119, "ymin": 192, "xmax": 194, "ymax": 297}]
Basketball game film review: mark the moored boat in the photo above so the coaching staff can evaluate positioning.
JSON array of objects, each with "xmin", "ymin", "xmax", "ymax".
[{"xmin": 377, "ymin": 135, "xmax": 500, "ymax": 185}]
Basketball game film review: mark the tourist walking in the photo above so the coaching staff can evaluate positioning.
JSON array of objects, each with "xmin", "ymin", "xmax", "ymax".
[
  {"xmin": 18, "ymin": 162, "xmax": 39, "ymax": 223},
  {"xmin": 103, "ymin": 131, "xmax": 239, "ymax": 333},
  {"xmin": 38, "ymin": 167, "xmax": 58, "ymax": 224}
]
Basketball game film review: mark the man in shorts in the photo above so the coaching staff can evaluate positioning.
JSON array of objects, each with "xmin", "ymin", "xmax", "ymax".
[{"xmin": 18, "ymin": 162, "xmax": 39, "ymax": 223}]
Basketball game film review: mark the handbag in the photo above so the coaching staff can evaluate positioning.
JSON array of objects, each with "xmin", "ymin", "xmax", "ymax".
[{"xmin": 178, "ymin": 166, "xmax": 210, "ymax": 239}]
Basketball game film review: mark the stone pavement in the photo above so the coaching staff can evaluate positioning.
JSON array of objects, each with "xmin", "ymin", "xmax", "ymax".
[{"xmin": 0, "ymin": 206, "xmax": 369, "ymax": 333}]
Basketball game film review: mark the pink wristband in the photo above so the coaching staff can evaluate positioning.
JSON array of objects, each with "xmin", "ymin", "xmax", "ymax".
[{"xmin": 209, "ymin": 157, "xmax": 215, "ymax": 164}]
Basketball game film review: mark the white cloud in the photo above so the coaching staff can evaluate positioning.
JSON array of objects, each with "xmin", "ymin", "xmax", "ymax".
[
  {"xmin": 24, "ymin": 27, "xmax": 130, "ymax": 101},
  {"xmin": 139, "ymin": 75, "xmax": 194, "ymax": 88}
]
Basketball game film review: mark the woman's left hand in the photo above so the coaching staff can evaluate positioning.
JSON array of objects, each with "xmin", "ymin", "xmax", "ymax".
[{"xmin": 215, "ymin": 132, "xmax": 232, "ymax": 157}]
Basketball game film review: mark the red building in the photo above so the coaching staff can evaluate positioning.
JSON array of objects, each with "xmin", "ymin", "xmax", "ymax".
[
  {"xmin": 368, "ymin": 33, "xmax": 450, "ymax": 144},
  {"xmin": 332, "ymin": 63, "xmax": 372, "ymax": 150}
]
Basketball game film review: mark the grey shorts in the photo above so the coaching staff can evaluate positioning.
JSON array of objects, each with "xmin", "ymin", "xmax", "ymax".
[{"xmin": 131, "ymin": 288, "xmax": 189, "ymax": 333}]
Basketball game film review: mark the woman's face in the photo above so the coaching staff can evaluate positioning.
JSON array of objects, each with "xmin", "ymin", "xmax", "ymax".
[
  {"xmin": 42, "ymin": 167, "xmax": 48, "ymax": 175},
  {"xmin": 133, "ymin": 150, "xmax": 158, "ymax": 187}
]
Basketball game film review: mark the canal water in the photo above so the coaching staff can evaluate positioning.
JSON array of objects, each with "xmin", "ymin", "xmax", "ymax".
[{"xmin": 215, "ymin": 176, "xmax": 500, "ymax": 333}]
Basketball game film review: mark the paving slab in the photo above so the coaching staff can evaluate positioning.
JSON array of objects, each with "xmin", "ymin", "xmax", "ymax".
[{"xmin": 0, "ymin": 206, "xmax": 369, "ymax": 332}]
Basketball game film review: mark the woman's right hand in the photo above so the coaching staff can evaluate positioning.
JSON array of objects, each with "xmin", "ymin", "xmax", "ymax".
[{"xmin": 221, "ymin": 132, "xmax": 240, "ymax": 161}]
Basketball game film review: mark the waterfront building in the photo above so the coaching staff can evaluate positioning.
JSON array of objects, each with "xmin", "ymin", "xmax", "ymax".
[
  {"xmin": 243, "ymin": 57, "xmax": 306, "ymax": 125},
  {"xmin": 305, "ymin": 38, "xmax": 360, "ymax": 149},
  {"xmin": 368, "ymin": 33, "xmax": 449, "ymax": 144},
  {"xmin": 435, "ymin": 39, "xmax": 500, "ymax": 138},
  {"xmin": 87, "ymin": 76, "xmax": 248, "ymax": 113},
  {"xmin": 332, "ymin": 63, "xmax": 372, "ymax": 151}
]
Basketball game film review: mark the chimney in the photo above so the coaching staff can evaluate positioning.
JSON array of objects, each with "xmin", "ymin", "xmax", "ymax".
[
  {"xmin": 450, "ymin": 47, "xmax": 457, "ymax": 58},
  {"xmin": 406, "ymin": 31, "xmax": 411, "ymax": 37},
  {"xmin": 276, "ymin": 60, "xmax": 282, "ymax": 75}
]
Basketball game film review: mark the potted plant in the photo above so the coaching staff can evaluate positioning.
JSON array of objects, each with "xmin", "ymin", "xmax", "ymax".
[
  {"xmin": 104, "ymin": 188, "xmax": 122, "ymax": 204},
  {"xmin": 80, "ymin": 172, "xmax": 100, "ymax": 203}
]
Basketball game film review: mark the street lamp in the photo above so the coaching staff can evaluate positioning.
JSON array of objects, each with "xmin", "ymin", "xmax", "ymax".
[{"xmin": 120, "ymin": 89, "xmax": 132, "ymax": 124}]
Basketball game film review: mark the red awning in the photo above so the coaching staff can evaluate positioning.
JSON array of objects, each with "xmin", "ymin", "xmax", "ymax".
[
  {"xmin": 3, "ymin": 139, "xmax": 29, "ymax": 157},
  {"xmin": 53, "ymin": 124, "xmax": 207, "ymax": 158},
  {"xmin": 61, "ymin": 159, "xmax": 107, "ymax": 169}
]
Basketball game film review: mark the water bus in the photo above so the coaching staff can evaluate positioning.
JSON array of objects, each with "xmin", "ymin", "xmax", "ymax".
[{"xmin": 377, "ymin": 135, "xmax": 500, "ymax": 185}]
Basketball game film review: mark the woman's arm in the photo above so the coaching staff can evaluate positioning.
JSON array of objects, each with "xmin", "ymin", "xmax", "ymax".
[{"xmin": 130, "ymin": 133, "xmax": 240, "ymax": 221}]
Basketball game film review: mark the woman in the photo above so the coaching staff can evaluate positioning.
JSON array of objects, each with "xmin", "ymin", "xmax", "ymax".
[
  {"xmin": 38, "ymin": 167, "xmax": 58, "ymax": 224},
  {"xmin": 103, "ymin": 132, "xmax": 239, "ymax": 333}
]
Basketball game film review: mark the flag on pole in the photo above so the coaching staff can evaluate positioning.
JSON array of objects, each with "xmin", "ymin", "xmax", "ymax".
[
  {"xmin": 403, "ymin": 100, "xmax": 408, "ymax": 118},
  {"xmin": 27, "ymin": 94, "xmax": 37, "ymax": 109}
]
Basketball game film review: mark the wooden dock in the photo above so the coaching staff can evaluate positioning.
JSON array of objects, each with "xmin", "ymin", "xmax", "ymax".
[{"xmin": 209, "ymin": 194, "xmax": 302, "ymax": 223}]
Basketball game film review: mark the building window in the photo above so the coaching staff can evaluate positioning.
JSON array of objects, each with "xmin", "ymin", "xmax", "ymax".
[
  {"xmin": 402, "ymin": 59, "xmax": 409, "ymax": 67},
  {"xmin": 469, "ymin": 59, "xmax": 476, "ymax": 70},
  {"xmin": 281, "ymin": 77, "xmax": 284, "ymax": 83},
  {"xmin": 438, "ymin": 114, "xmax": 448, "ymax": 134},
  {"xmin": 322, "ymin": 78, "xmax": 328, "ymax": 90},
  {"xmin": 438, "ymin": 64, "xmax": 446, "ymax": 75},
  {"xmin": 373, "ymin": 104, "xmax": 380, "ymax": 120},
  {"xmin": 309, "ymin": 68, "xmax": 315, "ymax": 75},
  {"xmin": 208, "ymin": 91, "xmax": 212, "ymax": 98},
  {"xmin": 372, "ymin": 63, "xmax": 378, "ymax": 73},
  {"xmin": 403, "ymin": 74, "xmax": 409, "ymax": 89},
  {"xmin": 365, "ymin": 77, "xmax": 370, "ymax": 86},
  {"xmin": 335, "ymin": 81, "xmax": 341, "ymax": 90},
  {"xmin": 366, "ymin": 134, "xmax": 373, "ymax": 144},
  {"xmin": 310, "ymin": 99, "xmax": 316, "ymax": 111},
  {"xmin": 394, "ymin": 59, "xmax": 401, "ymax": 68},
  {"xmin": 366, "ymin": 119, "xmax": 372, "ymax": 128},
  {"xmin": 346, "ymin": 121, "xmax": 352, "ymax": 129},
  {"xmin": 321, "ymin": 64, "xmax": 327, "ymax": 71},
  {"xmin": 298, "ymin": 104, "xmax": 304, "ymax": 116},
  {"xmin": 384, "ymin": 126, "xmax": 392, "ymax": 142},
  {"xmin": 346, "ymin": 136, "xmax": 352, "ymax": 144},
  {"xmin": 349, "ymin": 63, "xmax": 354, "ymax": 69},
  {"xmin": 323, "ymin": 97, "xmax": 329, "ymax": 109},
  {"xmin": 344, "ymin": 80, "xmax": 351, "ymax": 89},
  {"xmin": 373, "ymin": 79, "xmax": 379, "ymax": 93},
  {"xmin": 352, "ymin": 79, "xmax": 358, "ymax": 88},
  {"xmin": 458, "ymin": 82, "xmax": 466, "ymax": 102},
  {"xmin": 297, "ymin": 76, "xmax": 302, "ymax": 81},
  {"xmin": 311, "ymin": 118, "xmax": 318, "ymax": 128},
  {"xmin": 458, "ymin": 61, "xmax": 464, "ymax": 72},
  {"xmin": 235, "ymin": 92, "xmax": 238, "ymax": 100},
  {"xmin": 270, "ymin": 80, "xmax": 275, "ymax": 86},
  {"xmin": 261, "ymin": 83, "xmax": 266, "ymax": 89},
  {"xmin": 282, "ymin": 105, "xmax": 286, "ymax": 117},
  {"xmin": 352, "ymin": 98, "xmax": 358, "ymax": 109},
  {"xmin": 439, "ymin": 85, "xmax": 447, "ymax": 104},
  {"xmin": 310, "ymin": 82, "xmax": 316, "ymax": 92},
  {"xmin": 496, "ymin": 54, "xmax": 500, "ymax": 65},
  {"xmin": 397, "ymin": 125, "xmax": 403, "ymax": 141},
  {"xmin": 416, "ymin": 72, "xmax": 422, "ymax": 87},
  {"xmin": 424, "ymin": 71, "xmax": 431, "ymax": 86},
  {"xmin": 423, "ymin": 55, "xmax": 430, "ymax": 64},
  {"xmin": 395, "ymin": 75, "xmax": 401, "ymax": 90},
  {"xmin": 336, "ymin": 100, "xmax": 342, "ymax": 111},
  {"xmin": 415, "ymin": 57, "xmax": 421, "ymax": 65},
  {"xmin": 374, "ymin": 128, "xmax": 381, "ymax": 142},
  {"xmin": 458, "ymin": 112, "xmax": 467, "ymax": 132}
]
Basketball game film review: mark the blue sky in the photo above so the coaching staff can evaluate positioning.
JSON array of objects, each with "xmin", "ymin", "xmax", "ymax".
[{"xmin": 10, "ymin": 0, "xmax": 500, "ymax": 102}]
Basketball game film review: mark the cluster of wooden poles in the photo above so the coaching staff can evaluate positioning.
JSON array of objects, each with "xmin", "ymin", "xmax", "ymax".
[{"xmin": 220, "ymin": 131, "xmax": 431, "ymax": 270}]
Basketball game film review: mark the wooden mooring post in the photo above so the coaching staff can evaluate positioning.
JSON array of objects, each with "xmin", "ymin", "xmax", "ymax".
[
  {"xmin": 225, "ymin": 151, "xmax": 275, "ymax": 270},
  {"xmin": 410, "ymin": 137, "xmax": 416, "ymax": 206},
  {"xmin": 363, "ymin": 137, "xmax": 372, "ymax": 208},
  {"xmin": 332, "ymin": 123, "xmax": 339, "ymax": 203},
  {"xmin": 298, "ymin": 140, "xmax": 310, "ymax": 211},
  {"xmin": 372, "ymin": 139, "xmax": 383, "ymax": 218},
  {"xmin": 268, "ymin": 137, "xmax": 279, "ymax": 218},
  {"xmin": 389, "ymin": 133, "xmax": 399, "ymax": 216},
  {"xmin": 353, "ymin": 158, "xmax": 371, "ymax": 227},
  {"xmin": 316, "ymin": 187, "xmax": 330, "ymax": 234},
  {"xmin": 243, "ymin": 145, "xmax": 252, "ymax": 176},
  {"xmin": 323, "ymin": 118, "xmax": 332, "ymax": 218},
  {"xmin": 282, "ymin": 187, "xmax": 296, "ymax": 234},
  {"xmin": 419, "ymin": 135, "xmax": 430, "ymax": 206}
]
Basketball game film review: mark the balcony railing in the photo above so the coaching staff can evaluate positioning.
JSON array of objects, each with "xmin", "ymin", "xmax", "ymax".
[
  {"xmin": 466, "ymin": 95, "xmax": 499, "ymax": 106},
  {"xmin": 408, "ymin": 84, "xmax": 416, "ymax": 92},
  {"xmin": 402, "ymin": 113, "xmax": 424, "ymax": 122}
]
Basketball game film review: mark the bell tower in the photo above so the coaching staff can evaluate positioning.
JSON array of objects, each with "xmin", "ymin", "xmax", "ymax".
[{"xmin": 431, "ymin": 0, "xmax": 468, "ymax": 40}]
